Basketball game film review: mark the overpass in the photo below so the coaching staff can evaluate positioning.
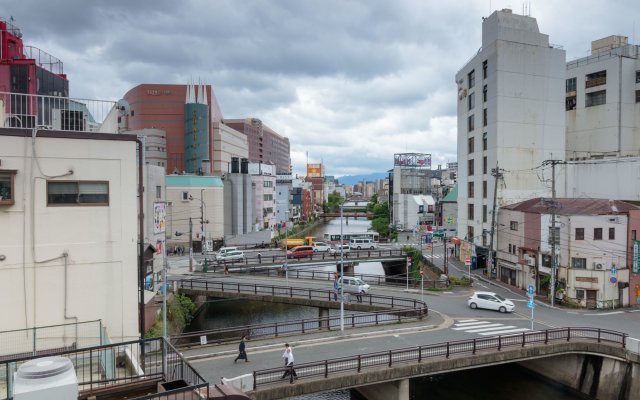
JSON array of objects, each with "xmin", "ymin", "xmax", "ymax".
[{"xmin": 246, "ymin": 327, "xmax": 636, "ymax": 400}]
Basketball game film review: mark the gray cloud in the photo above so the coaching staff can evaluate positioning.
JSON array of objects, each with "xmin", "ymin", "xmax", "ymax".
[{"xmin": 6, "ymin": 0, "xmax": 637, "ymax": 177}]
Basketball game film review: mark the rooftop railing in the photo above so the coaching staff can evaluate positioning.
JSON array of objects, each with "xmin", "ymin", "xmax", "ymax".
[
  {"xmin": 0, "ymin": 92, "xmax": 118, "ymax": 133},
  {"xmin": 23, "ymin": 46, "xmax": 64, "ymax": 75}
]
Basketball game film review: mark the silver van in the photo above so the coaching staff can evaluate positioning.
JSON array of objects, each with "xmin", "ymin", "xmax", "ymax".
[
  {"xmin": 336, "ymin": 277, "xmax": 370, "ymax": 294},
  {"xmin": 349, "ymin": 238, "xmax": 377, "ymax": 250},
  {"xmin": 215, "ymin": 247, "xmax": 239, "ymax": 261}
]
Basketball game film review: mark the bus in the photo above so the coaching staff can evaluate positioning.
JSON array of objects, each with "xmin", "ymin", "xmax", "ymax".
[{"xmin": 323, "ymin": 232, "xmax": 379, "ymax": 244}]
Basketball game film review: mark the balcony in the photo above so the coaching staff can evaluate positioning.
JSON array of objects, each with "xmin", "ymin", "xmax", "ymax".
[{"xmin": 0, "ymin": 92, "xmax": 119, "ymax": 133}]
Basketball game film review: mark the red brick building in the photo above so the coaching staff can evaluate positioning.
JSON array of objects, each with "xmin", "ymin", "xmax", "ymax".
[{"xmin": 225, "ymin": 118, "xmax": 291, "ymax": 174}]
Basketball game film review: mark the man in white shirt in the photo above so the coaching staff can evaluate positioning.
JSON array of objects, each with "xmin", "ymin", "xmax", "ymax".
[{"xmin": 281, "ymin": 343, "xmax": 297, "ymax": 380}]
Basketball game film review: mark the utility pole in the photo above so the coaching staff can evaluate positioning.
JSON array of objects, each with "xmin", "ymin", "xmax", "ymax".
[
  {"xmin": 443, "ymin": 232, "xmax": 448, "ymax": 276},
  {"xmin": 188, "ymin": 217, "xmax": 193, "ymax": 273},
  {"xmin": 543, "ymin": 159, "xmax": 562, "ymax": 307},
  {"xmin": 488, "ymin": 165, "xmax": 503, "ymax": 279}
]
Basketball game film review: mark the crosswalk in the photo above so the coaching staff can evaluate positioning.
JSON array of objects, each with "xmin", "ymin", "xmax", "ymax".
[{"xmin": 452, "ymin": 319, "xmax": 530, "ymax": 336}]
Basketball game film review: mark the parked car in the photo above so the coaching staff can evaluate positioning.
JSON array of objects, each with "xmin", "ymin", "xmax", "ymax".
[
  {"xmin": 329, "ymin": 244, "xmax": 350, "ymax": 255},
  {"xmin": 336, "ymin": 277, "xmax": 370, "ymax": 294},
  {"xmin": 216, "ymin": 250, "xmax": 245, "ymax": 262},
  {"xmin": 349, "ymin": 238, "xmax": 377, "ymax": 250},
  {"xmin": 312, "ymin": 241, "xmax": 331, "ymax": 252},
  {"xmin": 287, "ymin": 245, "xmax": 314, "ymax": 259},
  {"xmin": 467, "ymin": 291, "xmax": 515, "ymax": 313}
]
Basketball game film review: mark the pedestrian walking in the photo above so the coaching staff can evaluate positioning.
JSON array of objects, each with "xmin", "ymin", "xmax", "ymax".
[
  {"xmin": 281, "ymin": 343, "xmax": 297, "ymax": 380},
  {"xmin": 224, "ymin": 264, "xmax": 229, "ymax": 275},
  {"xmin": 234, "ymin": 336, "xmax": 249, "ymax": 363}
]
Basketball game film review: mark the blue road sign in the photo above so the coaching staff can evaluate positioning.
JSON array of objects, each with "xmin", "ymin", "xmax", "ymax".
[
  {"xmin": 527, "ymin": 284, "xmax": 534, "ymax": 295},
  {"xmin": 611, "ymin": 266, "xmax": 617, "ymax": 274},
  {"xmin": 527, "ymin": 300, "xmax": 535, "ymax": 309}
]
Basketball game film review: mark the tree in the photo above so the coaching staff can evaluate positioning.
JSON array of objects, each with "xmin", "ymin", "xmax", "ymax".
[{"xmin": 327, "ymin": 193, "xmax": 344, "ymax": 213}]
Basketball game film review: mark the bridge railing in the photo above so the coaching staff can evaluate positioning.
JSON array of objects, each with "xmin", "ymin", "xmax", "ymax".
[
  {"xmin": 235, "ymin": 266, "xmax": 448, "ymax": 289},
  {"xmin": 177, "ymin": 279, "xmax": 428, "ymax": 311},
  {"xmin": 252, "ymin": 327, "xmax": 627, "ymax": 388},
  {"xmin": 172, "ymin": 307, "xmax": 424, "ymax": 347}
]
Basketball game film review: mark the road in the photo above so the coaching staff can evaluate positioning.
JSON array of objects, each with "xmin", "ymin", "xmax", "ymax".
[{"xmin": 168, "ymin": 268, "xmax": 640, "ymax": 386}]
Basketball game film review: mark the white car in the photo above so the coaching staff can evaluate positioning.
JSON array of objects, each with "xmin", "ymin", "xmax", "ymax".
[
  {"xmin": 216, "ymin": 250, "xmax": 245, "ymax": 262},
  {"xmin": 336, "ymin": 277, "xmax": 370, "ymax": 294},
  {"xmin": 312, "ymin": 242, "xmax": 331, "ymax": 252},
  {"xmin": 329, "ymin": 244, "xmax": 350, "ymax": 255},
  {"xmin": 467, "ymin": 291, "xmax": 515, "ymax": 313}
]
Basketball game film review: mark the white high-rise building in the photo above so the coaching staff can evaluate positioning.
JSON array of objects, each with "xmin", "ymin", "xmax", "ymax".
[{"xmin": 455, "ymin": 9, "xmax": 566, "ymax": 269}]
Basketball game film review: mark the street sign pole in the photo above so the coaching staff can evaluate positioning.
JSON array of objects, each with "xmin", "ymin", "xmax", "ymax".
[
  {"xmin": 528, "ymin": 284, "xmax": 535, "ymax": 330},
  {"xmin": 406, "ymin": 257, "xmax": 411, "ymax": 291}
]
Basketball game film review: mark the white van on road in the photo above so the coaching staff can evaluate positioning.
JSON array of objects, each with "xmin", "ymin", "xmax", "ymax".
[
  {"xmin": 336, "ymin": 277, "xmax": 370, "ymax": 294},
  {"xmin": 349, "ymin": 238, "xmax": 377, "ymax": 250},
  {"xmin": 215, "ymin": 247, "xmax": 239, "ymax": 261}
]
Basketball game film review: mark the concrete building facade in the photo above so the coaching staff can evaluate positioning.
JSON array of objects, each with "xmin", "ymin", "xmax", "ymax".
[
  {"xmin": 225, "ymin": 118, "xmax": 291, "ymax": 175},
  {"xmin": 0, "ymin": 129, "xmax": 139, "ymax": 341},
  {"xmin": 456, "ymin": 9, "xmax": 566, "ymax": 270},
  {"xmin": 212, "ymin": 122, "xmax": 249, "ymax": 174}
]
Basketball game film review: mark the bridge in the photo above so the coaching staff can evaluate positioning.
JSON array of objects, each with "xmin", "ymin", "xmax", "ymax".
[
  {"xmin": 317, "ymin": 211, "xmax": 373, "ymax": 219},
  {"xmin": 244, "ymin": 327, "xmax": 635, "ymax": 400}
]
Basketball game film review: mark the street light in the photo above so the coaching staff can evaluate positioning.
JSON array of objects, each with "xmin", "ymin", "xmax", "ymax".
[
  {"xmin": 340, "ymin": 203, "xmax": 345, "ymax": 333},
  {"xmin": 284, "ymin": 210, "xmax": 289, "ymax": 286}
]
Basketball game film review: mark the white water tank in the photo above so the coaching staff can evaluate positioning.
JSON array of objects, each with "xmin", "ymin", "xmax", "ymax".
[{"xmin": 14, "ymin": 356, "xmax": 78, "ymax": 400}]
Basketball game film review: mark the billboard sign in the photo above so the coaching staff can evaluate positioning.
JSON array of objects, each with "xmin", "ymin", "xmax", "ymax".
[
  {"xmin": 634, "ymin": 241, "xmax": 640, "ymax": 274},
  {"xmin": 394, "ymin": 153, "xmax": 432, "ymax": 168},
  {"xmin": 307, "ymin": 163, "xmax": 324, "ymax": 178},
  {"xmin": 153, "ymin": 202, "xmax": 166, "ymax": 234}
]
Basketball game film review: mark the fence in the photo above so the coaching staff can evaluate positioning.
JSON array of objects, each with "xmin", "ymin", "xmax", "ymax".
[
  {"xmin": 0, "ymin": 320, "xmax": 103, "ymax": 361},
  {"xmin": 177, "ymin": 279, "xmax": 429, "ymax": 311},
  {"xmin": 173, "ymin": 307, "xmax": 425, "ymax": 347},
  {"xmin": 252, "ymin": 327, "xmax": 628, "ymax": 388},
  {"xmin": 0, "ymin": 92, "xmax": 117, "ymax": 133},
  {"xmin": 0, "ymin": 337, "xmax": 208, "ymax": 400}
]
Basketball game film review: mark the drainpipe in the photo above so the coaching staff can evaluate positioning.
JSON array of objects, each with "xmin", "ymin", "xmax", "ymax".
[
  {"xmin": 62, "ymin": 252, "xmax": 79, "ymax": 345},
  {"xmin": 136, "ymin": 139, "xmax": 145, "ymax": 345}
]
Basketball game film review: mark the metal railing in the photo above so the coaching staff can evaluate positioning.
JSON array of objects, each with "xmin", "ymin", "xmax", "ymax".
[
  {"xmin": 177, "ymin": 279, "xmax": 429, "ymax": 311},
  {"xmin": 0, "ymin": 92, "xmax": 117, "ymax": 133},
  {"xmin": 234, "ymin": 266, "xmax": 448, "ymax": 289},
  {"xmin": 0, "ymin": 320, "xmax": 103, "ymax": 361},
  {"xmin": 173, "ymin": 307, "xmax": 425, "ymax": 347},
  {"xmin": 0, "ymin": 337, "xmax": 208, "ymax": 400},
  {"xmin": 252, "ymin": 327, "xmax": 628, "ymax": 388}
]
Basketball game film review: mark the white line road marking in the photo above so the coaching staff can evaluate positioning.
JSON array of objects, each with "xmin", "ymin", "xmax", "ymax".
[
  {"xmin": 478, "ymin": 328, "xmax": 530, "ymax": 335},
  {"xmin": 461, "ymin": 325, "xmax": 515, "ymax": 333},
  {"xmin": 453, "ymin": 321, "xmax": 496, "ymax": 328},
  {"xmin": 457, "ymin": 319, "xmax": 479, "ymax": 323},
  {"xmin": 583, "ymin": 311, "xmax": 624, "ymax": 316}
]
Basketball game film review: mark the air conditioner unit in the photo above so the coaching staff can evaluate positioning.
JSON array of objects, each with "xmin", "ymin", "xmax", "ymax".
[
  {"xmin": 52, "ymin": 109, "xmax": 86, "ymax": 131},
  {"xmin": 594, "ymin": 263, "xmax": 603, "ymax": 270},
  {"xmin": 527, "ymin": 257, "xmax": 535, "ymax": 267},
  {"xmin": 608, "ymin": 217, "xmax": 620, "ymax": 223}
]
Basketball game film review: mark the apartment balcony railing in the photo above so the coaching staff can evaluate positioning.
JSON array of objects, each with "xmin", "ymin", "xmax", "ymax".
[{"xmin": 0, "ymin": 92, "xmax": 118, "ymax": 133}]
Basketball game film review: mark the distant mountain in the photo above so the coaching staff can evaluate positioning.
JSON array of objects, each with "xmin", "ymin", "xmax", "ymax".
[{"xmin": 337, "ymin": 172, "xmax": 388, "ymax": 185}]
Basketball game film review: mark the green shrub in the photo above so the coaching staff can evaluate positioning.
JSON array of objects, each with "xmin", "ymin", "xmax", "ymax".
[{"xmin": 145, "ymin": 294, "xmax": 196, "ymax": 338}]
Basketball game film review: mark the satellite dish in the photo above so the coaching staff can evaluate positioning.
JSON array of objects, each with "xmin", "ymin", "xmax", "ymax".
[{"xmin": 116, "ymin": 99, "xmax": 131, "ymax": 116}]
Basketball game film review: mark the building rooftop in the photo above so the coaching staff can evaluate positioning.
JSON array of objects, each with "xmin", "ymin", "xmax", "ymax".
[
  {"xmin": 166, "ymin": 174, "xmax": 223, "ymax": 187},
  {"xmin": 502, "ymin": 197, "xmax": 640, "ymax": 215},
  {"xmin": 441, "ymin": 185, "xmax": 458, "ymax": 203}
]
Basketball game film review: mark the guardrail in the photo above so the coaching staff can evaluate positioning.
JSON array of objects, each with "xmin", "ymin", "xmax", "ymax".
[
  {"xmin": 173, "ymin": 307, "xmax": 425, "ymax": 347},
  {"xmin": 0, "ymin": 337, "xmax": 208, "ymax": 400},
  {"xmin": 176, "ymin": 279, "xmax": 428, "ymax": 311},
  {"xmin": 252, "ymin": 327, "xmax": 628, "ymax": 388}
]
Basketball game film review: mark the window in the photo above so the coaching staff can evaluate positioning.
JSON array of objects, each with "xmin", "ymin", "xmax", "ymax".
[
  {"xmin": 263, "ymin": 181, "xmax": 273, "ymax": 188},
  {"xmin": 468, "ymin": 137, "xmax": 474, "ymax": 154},
  {"xmin": 155, "ymin": 185, "xmax": 161, "ymax": 199},
  {"xmin": 0, "ymin": 170, "xmax": 16, "ymax": 205},
  {"xmin": 609, "ymin": 227, "xmax": 615, "ymax": 240},
  {"xmin": 468, "ymin": 115, "xmax": 475, "ymax": 132},
  {"xmin": 483, "ymin": 108, "xmax": 488, "ymax": 126},
  {"xmin": 633, "ymin": 230, "xmax": 637, "ymax": 241},
  {"xmin": 585, "ymin": 70, "xmax": 606, "ymax": 88},
  {"xmin": 483, "ymin": 85, "xmax": 487, "ymax": 102},
  {"xmin": 636, "ymin": 90, "xmax": 640, "ymax": 103},
  {"xmin": 468, "ymin": 92, "xmax": 475, "ymax": 110},
  {"xmin": 482, "ymin": 60, "xmax": 488, "ymax": 79},
  {"xmin": 594, "ymin": 227, "xmax": 603, "ymax": 240},
  {"xmin": 468, "ymin": 181, "xmax": 474, "ymax": 197},
  {"xmin": 483, "ymin": 133, "xmax": 487, "ymax": 151},
  {"xmin": 483, "ymin": 205, "xmax": 487, "ymax": 222},
  {"xmin": 566, "ymin": 96, "xmax": 576, "ymax": 110},
  {"xmin": 566, "ymin": 77, "xmax": 576, "ymax": 92},
  {"xmin": 586, "ymin": 90, "xmax": 606, "ymax": 107},
  {"xmin": 468, "ymin": 159, "xmax": 474, "ymax": 176},
  {"xmin": 510, "ymin": 221, "xmax": 518, "ymax": 231},
  {"xmin": 575, "ymin": 228, "xmax": 584, "ymax": 240},
  {"xmin": 508, "ymin": 244, "xmax": 512, "ymax": 253},
  {"xmin": 263, "ymin": 194, "xmax": 273, "ymax": 201},
  {"xmin": 636, "ymin": 71, "xmax": 640, "ymax": 83},
  {"xmin": 47, "ymin": 181, "xmax": 109, "ymax": 206},
  {"xmin": 482, "ymin": 180, "xmax": 487, "ymax": 198},
  {"xmin": 468, "ymin": 204, "xmax": 474, "ymax": 220},
  {"xmin": 571, "ymin": 257, "xmax": 587, "ymax": 269},
  {"xmin": 467, "ymin": 226, "xmax": 474, "ymax": 242},
  {"xmin": 182, "ymin": 191, "xmax": 189, "ymax": 201},
  {"xmin": 483, "ymin": 156, "xmax": 487, "ymax": 174},
  {"xmin": 468, "ymin": 69, "xmax": 475, "ymax": 89}
]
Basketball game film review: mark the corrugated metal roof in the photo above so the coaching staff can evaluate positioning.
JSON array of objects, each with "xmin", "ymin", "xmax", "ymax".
[
  {"xmin": 166, "ymin": 175, "xmax": 223, "ymax": 187},
  {"xmin": 502, "ymin": 197, "xmax": 640, "ymax": 215},
  {"xmin": 441, "ymin": 185, "xmax": 457, "ymax": 202}
]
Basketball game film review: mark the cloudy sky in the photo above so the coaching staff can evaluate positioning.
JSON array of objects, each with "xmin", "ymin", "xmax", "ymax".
[{"xmin": 8, "ymin": 0, "xmax": 638, "ymax": 177}]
